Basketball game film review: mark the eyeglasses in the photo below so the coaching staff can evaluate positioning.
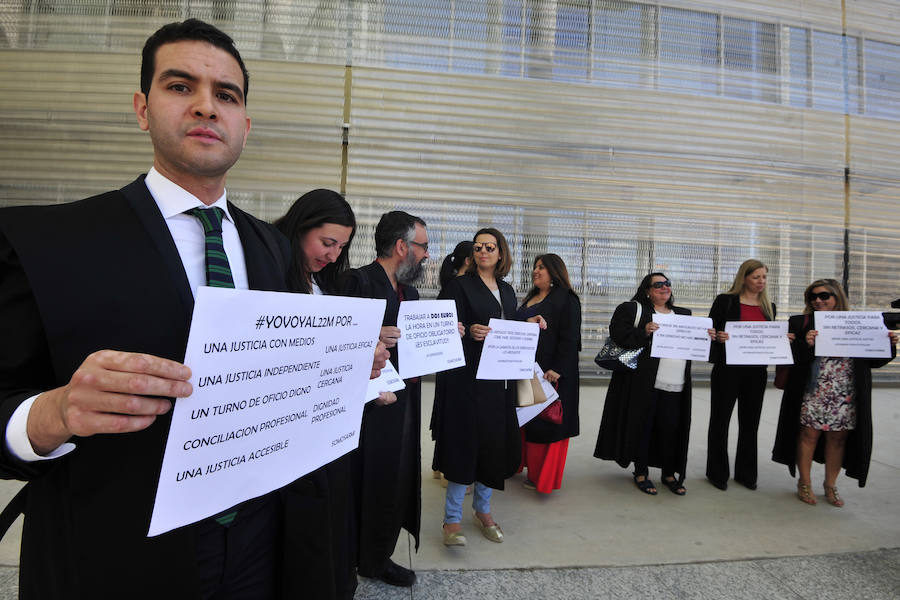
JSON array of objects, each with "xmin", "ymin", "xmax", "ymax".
[
  {"xmin": 807, "ymin": 291, "xmax": 834, "ymax": 302},
  {"xmin": 650, "ymin": 280, "xmax": 672, "ymax": 289},
  {"xmin": 408, "ymin": 240, "xmax": 429, "ymax": 252},
  {"xmin": 473, "ymin": 243, "xmax": 497, "ymax": 253}
]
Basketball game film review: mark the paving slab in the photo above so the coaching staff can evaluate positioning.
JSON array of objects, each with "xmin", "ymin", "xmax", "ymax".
[{"xmin": 0, "ymin": 381, "xmax": 897, "ymax": 599}]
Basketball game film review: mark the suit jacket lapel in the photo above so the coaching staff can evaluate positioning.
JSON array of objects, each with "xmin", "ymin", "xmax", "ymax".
[
  {"xmin": 468, "ymin": 275, "xmax": 501, "ymax": 318},
  {"xmin": 122, "ymin": 176, "xmax": 194, "ymax": 316},
  {"xmin": 230, "ymin": 203, "xmax": 286, "ymax": 292}
]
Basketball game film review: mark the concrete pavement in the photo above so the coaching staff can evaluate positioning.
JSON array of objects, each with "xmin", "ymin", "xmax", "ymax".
[
  {"xmin": 0, "ymin": 381, "xmax": 897, "ymax": 599},
  {"xmin": 360, "ymin": 380, "xmax": 900, "ymax": 599}
]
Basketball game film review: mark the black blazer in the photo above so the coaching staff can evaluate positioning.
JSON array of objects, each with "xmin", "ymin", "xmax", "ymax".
[
  {"xmin": 0, "ymin": 177, "xmax": 298, "ymax": 598},
  {"xmin": 432, "ymin": 272, "xmax": 521, "ymax": 489},
  {"xmin": 594, "ymin": 301, "xmax": 694, "ymax": 483},
  {"xmin": 708, "ymin": 293, "xmax": 777, "ymax": 365},
  {"xmin": 443, "ymin": 272, "xmax": 518, "ymax": 374},
  {"xmin": 522, "ymin": 287, "xmax": 582, "ymax": 443},
  {"xmin": 771, "ymin": 314, "xmax": 895, "ymax": 487},
  {"xmin": 341, "ymin": 262, "xmax": 420, "ymax": 371},
  {"xmin": 339, "ymin": 262, "xmax": 422, "ymax": 559}
]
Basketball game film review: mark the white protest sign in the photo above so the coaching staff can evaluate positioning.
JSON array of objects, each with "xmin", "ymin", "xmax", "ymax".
[
  {"xmin": 397, "ymin": 299, "xmax": 465, "ymax": 378},
  {"xmin": 650, "ymin": 313, "xmax": 713, "ymax": 361},
  {"xmin": 516, "ymin": 363, "xmax": 561, "ymax": 427},
  {"xmin": 814, "ymin": 311, "xmax": 891, "ymax": 358},
  {"xmin": 366, "ymin": 359, "xmax": 406, "ymax": 401},
  {"xmin": 725, "ymin": 321, "xmax": 793, "ymax": 365},
  {"xmin": 475, "ymin": 318, "xmax": 540, "ymax": 380},
  {"xmin": 149, "ymin": 287, "xmax": 384, "ymax": 537}
]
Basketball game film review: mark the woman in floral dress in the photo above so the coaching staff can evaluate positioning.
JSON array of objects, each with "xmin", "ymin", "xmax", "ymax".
[{"xmin": 772, "ymin": 279, "xmax": 897, "ymax": 507}]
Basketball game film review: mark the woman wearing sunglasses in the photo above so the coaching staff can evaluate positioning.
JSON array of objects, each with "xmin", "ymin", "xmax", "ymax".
[
  {"xmin": 772, "ymin": 279, "xmax": 897, "ymax": 507},
  {"xmin": 595, "ymin": 273, "xmax": 708, "ymax": 495},
  {"xmin": 434, "ymin": 228, "xmax": 533, "ymax": 546},
  {"xmin": 706, "ymin": 259, "xmax": 775, "ymax": 492}
]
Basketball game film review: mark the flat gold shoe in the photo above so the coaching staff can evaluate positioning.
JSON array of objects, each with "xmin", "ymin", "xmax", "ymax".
[
  {"xmin": 442, "ymin": 524, "xmax": 466, "ymax": 546},
  {"xmin": 472, "ymin": 511, "xmax": 504, "ymax": 543}
]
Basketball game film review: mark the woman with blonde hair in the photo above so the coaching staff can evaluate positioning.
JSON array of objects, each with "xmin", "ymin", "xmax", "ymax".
[
  {"xmin": 772, "ymin": 279, "xmax": 897, "ymax": 506},
  {"xmin": 706, "ymin": 259, "xmax": 776, "ymax": 491}
]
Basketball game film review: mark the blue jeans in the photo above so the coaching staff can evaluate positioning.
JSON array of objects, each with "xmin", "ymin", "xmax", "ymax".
[{"xmin": 444, "ymin": 481, "xmax": 492, "ymax": 524}]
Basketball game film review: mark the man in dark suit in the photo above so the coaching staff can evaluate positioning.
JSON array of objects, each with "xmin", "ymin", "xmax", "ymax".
[
  {"xmin": 341, "ymin": 211, "xmax": 429, "ymax": 587},
  {"xmin": 0, "ymin": 19, "xmax": 365, "ymax": 599}
]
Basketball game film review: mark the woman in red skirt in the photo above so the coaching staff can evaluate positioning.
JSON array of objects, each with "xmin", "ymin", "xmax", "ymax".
[{"xmin": 516, "ymin": 254, "xmax": 582, "ymax": 493}]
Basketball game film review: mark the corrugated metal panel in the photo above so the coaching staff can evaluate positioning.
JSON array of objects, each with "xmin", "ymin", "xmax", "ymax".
[
  {"xmin": 0, "ymin": 1, "xmax": 897, "ymax": 379},
  {"xmin": 846, "ymin": 0, "xmax": 900, "ymax": 42},
  {"xmin": 0, "ymin": 50, "xmax": 346, "ymax": 220},
  {"xmin": 667, "ymin": 0, "xmax": 842, "ymax": 30},
  {"xmin": 0, "ymin": 50, "xmax": 148, "ymax": 205},
  {"xmin": 849, "ymin": 116, "xmax": 900, "ymax": 316},
  {"xmin": 346, "ymin": 65, "xmax": 851, "ymax": 375},
  {"xmin": 226, "ymin": 59, "xmax": 346, "ymax": 221}
]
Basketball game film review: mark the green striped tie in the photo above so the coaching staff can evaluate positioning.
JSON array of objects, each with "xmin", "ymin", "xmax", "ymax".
[
  {"xmin": 187, "ymin": 206, "xmax": 238, "ymax": 527},
  {"xmin": 187, "ymin": 207, "xmax": 235, "ymax": 289}
]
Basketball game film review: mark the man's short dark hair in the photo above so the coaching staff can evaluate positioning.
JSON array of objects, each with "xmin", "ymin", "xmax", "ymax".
[
  {"xmin": 374, "ymin": 211, "xmax": 426, "ymax": 258},
  {"xmin": 141, "ymin": 19, "xmax": 250, "ymax": 101}
]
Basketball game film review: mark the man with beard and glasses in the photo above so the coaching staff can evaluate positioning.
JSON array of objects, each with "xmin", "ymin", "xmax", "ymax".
[{"xmin": 341, "ymin": 210, "xmax": 429, "ymax": 587}]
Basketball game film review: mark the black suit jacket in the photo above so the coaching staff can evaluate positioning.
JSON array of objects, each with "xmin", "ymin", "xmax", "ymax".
[
  {"xmin": 432, "ymin": 272, "xmax": 521, "ymax": 489},
  {"xmin": 0, "ymin": 176, "xmax": 293, "ymax": 598},
  {"xmin": 521, "ymin": 287, "xmax": 582, "ymax": 443},
  {"xmin": 594, "ymin": 301, "xmax": 693, "ymax": 483},
  {"xmin": 708, "ymin": 292, "xmax": 777, "ymax": 365},
  {"xmin": 340, "ymin": 262, "xmax": 422, "ymax": 570},
  {"xmin": 771, "ymin": 314, "xmax": 895, "ymax": 487}
]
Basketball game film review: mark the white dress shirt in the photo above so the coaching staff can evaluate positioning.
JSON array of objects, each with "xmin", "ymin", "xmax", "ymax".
[{"xmin": 5, "ymin": 168, "xmax": 249, "ymax": 461}]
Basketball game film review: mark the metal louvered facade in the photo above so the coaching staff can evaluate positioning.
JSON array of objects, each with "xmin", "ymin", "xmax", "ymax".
[{"xmin": 1, "ymin": 1, "xmax": 898, "ymax": 379}]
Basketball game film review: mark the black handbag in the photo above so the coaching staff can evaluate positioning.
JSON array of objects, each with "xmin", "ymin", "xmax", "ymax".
[{"xmin": 594, "ymin": 301, "xmax": 643, "ymax": 371}]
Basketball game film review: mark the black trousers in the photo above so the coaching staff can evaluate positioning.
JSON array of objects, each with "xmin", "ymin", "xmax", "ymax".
[
  {"xmin": 706, "ymin": 364, "xmax": 767, "ymax": 486},
  {"xmin": 634, "ymin": 389, "xmax": 681, "ymax": 478},
  {"xmin": 195, "ymin": 495, "xmax": 281, "ymax": 600}
]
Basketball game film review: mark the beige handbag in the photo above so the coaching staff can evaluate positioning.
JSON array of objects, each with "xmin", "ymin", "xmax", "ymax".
[{"xmin": 516, "ymin": 373, "xmax": 548, "ymax": 407}]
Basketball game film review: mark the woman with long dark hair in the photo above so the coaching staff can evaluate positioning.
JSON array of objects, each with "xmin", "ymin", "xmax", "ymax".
[
  {"xmin": 432, "ymin": 240, "xmax": 475, "ymax": 481},
  {"xmin": 517, "ymin": 254, "xmax": 581, "ymax": 494},
  {"xmin": 706, "ymin": 259, "xmax": 775, "ymax": 491},
  {"xmin": 594, "ymin": 273, "xmax": 707, "ymax": 495},
  {"xmin": 273, "ymin": 188, "xmax": 356, "ymax": 294},
  {"xmin": 772, "ymin": 279, "xmax": 897, "ymax": 506},
  {"xmin": 273, "ymin": 189, "xmax": 375, "ymax": 599},
  {"xmin": 439, "ymin": 240, "xmax": 474, "ymax": 287}
]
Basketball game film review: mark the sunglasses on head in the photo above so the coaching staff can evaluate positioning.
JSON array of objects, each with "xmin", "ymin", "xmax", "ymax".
[
  {"xmin": 473, "ymin": 243, "xmax": 497, "ymax": 253},
  {"xmin": 807, "ymin": 291, "xmax": 834, "ymax": 302},
  {"xmin": 650, "ymin": 280, "xmax": 671, "ymax": 289}
]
